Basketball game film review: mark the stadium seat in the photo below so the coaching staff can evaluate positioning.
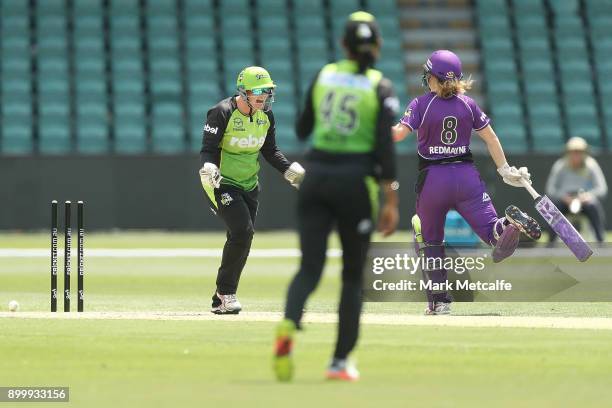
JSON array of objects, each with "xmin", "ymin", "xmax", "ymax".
[
  {"xmin": 478, "ymin": 16, "xmax": 512, "ymax": 39},
  {"xmin": 513, "ymin": 0, "xmax": 545, "ymax": 15},
  {"xmin": 114, "ymin": 103, "xmax": 147, "ymax": 154},
  {"xmin": 531, "ymin": 126, "xmax": 564, "ymax": 152},
  {"xmin": 152, "ymin": 103, "xmax": 185, "ymax": 154},
  {"xmin": 550, "ymin": 0, "xmax": 579, "ymax": 15}
]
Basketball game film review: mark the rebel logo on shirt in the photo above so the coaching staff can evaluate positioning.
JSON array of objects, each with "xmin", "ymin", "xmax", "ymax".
[
  {"xmin": 204, "ymin": 123, "xmax": 218, "ymax": 134},
  {"xmin": 229, "ymin": 134, "xmax": 266, "ymax": 148}
]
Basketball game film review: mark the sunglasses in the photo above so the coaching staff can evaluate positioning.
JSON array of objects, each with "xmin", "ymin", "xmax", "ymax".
[{"xmin": 250, "ymin": 87, "xmax": 274, "ymax": 96}]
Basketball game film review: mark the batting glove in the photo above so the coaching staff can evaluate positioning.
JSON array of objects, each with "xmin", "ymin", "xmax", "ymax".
[
  {"xmin": 199, "ymin": 162, "xmax": 222, "ymax": 189},
  {"xmin": 284, "ymin": 162, "xmax": 305, "ymax": 189},
  {"xmin": 497, "ymin": 163, "xmax": 531, "ymax": 187}
]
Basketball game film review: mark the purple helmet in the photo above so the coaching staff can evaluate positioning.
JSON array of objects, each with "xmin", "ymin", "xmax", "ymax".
[{"xmin": 422, "ymin": 50, "xmax": 463, "ymax": 86}]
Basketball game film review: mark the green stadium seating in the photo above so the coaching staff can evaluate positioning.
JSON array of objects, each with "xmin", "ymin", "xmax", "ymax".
[
  {"xmin": 184, "ymin": 0, "xmax": 213, "ymax": 14},
  {"xmin": 255, "ymin": 0, "xmax": 297, "ymax": 148},
  {"xmin": 1, "ymin": 0, "xmax": 28, "ymax": 15},
  {"xmin": 74, "ymin": 16, "xmax": 103, "ymax": 34},
  {"xmin": 219, "ymin": 0, "xmax": 250, "ymax": 13},
  {"xmin": 152, "ymin": 103, "xmax": 184, "ymax": 154},
  {"xmin": 330, "ymin": 0, "xmax": 361, "ymax": 30},
  {"xmin": 513, "ymin": 0, "xmax": 545, "ymax": 14},
  {"xmin": 259, "ymin": 17, "xmax": 288, "ymax": 39},
  {"xmin": 114, "ymin": 103, "xmax": 146, "ymax": 154},
  {"xmin": 550, "ymin": 0, "xmax": 579, "ymax": 15},
  {"xmin": 0, "ymin": 0, "xmax": 413, "ymax": 155},
  {"xmin": 293, "ymin": 0, "xmax": 324, "ymax": 17},
  {"xmin": 37, "ymin": 0, "xmax": 65, "ymax": 16},
  {"xmin": 110, "ymin": 0, "xmax": 139, "ymax": 16},
  {"xmin": 77, "ymin": 102, "xmax": 110, "ymax": 154},
  {"xmin": 478, "ymin": 16, "xmax": 511, "ymax": 39},
  {"xmin": 2, "ymin": 16, "xmax": 28, "ymax": 39},
  {"xmin": 73, "ymin": 11, "xmax": 107, "ymax": 154},
  {"xmin": 111, "ymin": 16, "xmax": 140, "ymax": 38},
  {"xmin": 74, "ymin": 0, "xmax": 103, "ymax": 16},
  {"xmin": 184, "ymin": 0, "xmax": 219, "ymax": 150},
  {"xmin": 0, "ymin": 88, "xmax": 32, "ymax": 153},
  {"xmin": 530, "ymin": 124, "xmax": 564, "ymax": 152}
]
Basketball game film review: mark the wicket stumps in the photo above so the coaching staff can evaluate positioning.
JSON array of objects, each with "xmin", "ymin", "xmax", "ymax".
[
  {"xmin": 64, "ymin": 201, "xmax": 71, "ymax": 312},
  {"xmin": 78, "ymin": 201, "xmax": 84, "ymax": 312},
  {"xmin": 51, "ymin": 200, "xmax": 84, "ymax": 312},
  {"xmin": 50, "ymin": 201, "xmax": 58, "ymax": 312}
]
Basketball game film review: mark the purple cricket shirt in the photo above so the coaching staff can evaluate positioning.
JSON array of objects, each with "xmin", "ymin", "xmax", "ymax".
[{"xmin": 400, "ymin": 92, "xmax": 490, "ymax": 161}]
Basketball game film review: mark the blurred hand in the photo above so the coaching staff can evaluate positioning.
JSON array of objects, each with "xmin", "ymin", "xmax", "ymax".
[
  {"xmin": 377, "ymin": 203, "xmax": 399, "ymax": 237},
  {"xmin": 562, "ymin": 194, "xmax": 574, "ymax": 206},
  {"xmin": 579, "ymin": 192, "xmax": 594, "ymax": 204},
  {"xmin": 392, "ymin": 124, "xmax": 410, "ymax": 142}
]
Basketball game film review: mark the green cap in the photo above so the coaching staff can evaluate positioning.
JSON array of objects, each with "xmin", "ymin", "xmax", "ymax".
[
  {"xmin": 348, "ymin": 11, "xmax": 375, "ymax": 22},
  {"xmin": 236, "ymin": 66, "xmax": 275, "ymax": 92}
]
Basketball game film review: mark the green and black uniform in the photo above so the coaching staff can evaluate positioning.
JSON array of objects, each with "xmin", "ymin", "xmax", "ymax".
[
  {"xmin": 201, "ymin": 96, "xmax": 290, "ymax": 295},
  {"xmin": 284, "ymin": 59, "xmax": 397, "ymax": 359}
]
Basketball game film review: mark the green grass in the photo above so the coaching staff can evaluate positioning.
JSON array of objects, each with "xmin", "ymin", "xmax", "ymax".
[
  {"xmin": 1, "ymin": 231, "xmax": 612, "ymax": 407},
  {"xmin": 2, "ymin": 320, "xmax": 612, "ymax": 408},
  {"xmin": 0, "ymin": 230, "xmax": 415, "ymax": 249}
]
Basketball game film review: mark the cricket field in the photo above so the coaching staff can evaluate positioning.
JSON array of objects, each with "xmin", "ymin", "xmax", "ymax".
[{"xmin": 1, "ymin": 231, "xmax": 612, "ymax": 407}]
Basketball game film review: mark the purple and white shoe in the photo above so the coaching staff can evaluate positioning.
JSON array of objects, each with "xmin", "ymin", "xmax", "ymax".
[
  {"xmin": 505, "ymin": 205, "xmax": 542, "ymax": 240},
  {"xmin": 425, "ymin": 301, "xmax": 452, "ymax": 315}
]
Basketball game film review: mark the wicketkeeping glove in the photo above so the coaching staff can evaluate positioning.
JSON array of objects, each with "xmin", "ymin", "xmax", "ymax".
[
  {"xmin": 199, "ymin": 162, "xmax": 222, "ymax": 189},
  {"xmin": 284, "ymin": 162, "xmax": 305, "ymax": 189},
  {"xmin": 497, "ymin": 162, "xmax": 531, "ymax": 187}
]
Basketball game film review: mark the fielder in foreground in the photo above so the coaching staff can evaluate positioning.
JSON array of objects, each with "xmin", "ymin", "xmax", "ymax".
[
  {"xmin": 274, "ymin": 12, "xmax": 399, "ymax": 382},
  {"xmin": 199, "ymin": 67, "xmax": 305, "ymax": 315},
  {"xmin": 392, "ymin": 50, "xmax": 542, "ymax": 315}
]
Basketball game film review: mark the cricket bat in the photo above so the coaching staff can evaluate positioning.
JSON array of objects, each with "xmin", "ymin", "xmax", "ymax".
[{"xmin": 520, "ymin": 179, "xmax": 593, "ymax": 262}]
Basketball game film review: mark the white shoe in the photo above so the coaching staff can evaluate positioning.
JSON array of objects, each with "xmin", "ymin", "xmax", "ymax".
[
  {"xmin": 326, "ymin": 359, "xmax": 360, "ymax": 381},
  {"xmin": 425, "ymin": 302, "xmax": 452, "ymax": 315},
  {"xmin": 211, "ymin": 292, "xmax": 242, "ymax": 315}
]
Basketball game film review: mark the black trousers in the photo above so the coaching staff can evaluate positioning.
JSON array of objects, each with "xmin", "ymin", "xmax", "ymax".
[
  {"xmin": 206, "ymin": 184, "xmax": 259, "ymax": 295},
  {"xmin": 549, "ymin": 198, "xmax": 605, "ymax": 243},
  {"xmin": 284, "ymin": 167, "xmax": 376, "ymax": 359}
]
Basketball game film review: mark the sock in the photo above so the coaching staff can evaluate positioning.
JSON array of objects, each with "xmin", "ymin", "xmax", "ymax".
[{"xmin": 493, "ymin": 217, "xmax": 508, "ymax": 241}]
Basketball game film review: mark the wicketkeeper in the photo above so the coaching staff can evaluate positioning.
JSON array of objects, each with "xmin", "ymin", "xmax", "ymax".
[{"xmin": 199, "ymin": 66, "xmax": 305, "ymax": 315}]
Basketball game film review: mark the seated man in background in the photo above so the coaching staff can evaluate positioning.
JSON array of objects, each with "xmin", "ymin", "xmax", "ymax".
[{"xmin": 545, "ymin": 137, "xmax": 607, "ymax": 243}]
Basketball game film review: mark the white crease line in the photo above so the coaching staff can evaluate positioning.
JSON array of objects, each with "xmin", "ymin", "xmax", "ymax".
[
  {"xmin": 0, "ymin": 248, "xmax": 343, "ymax": 258},
  {"xmin": 1, "ymin": 311, "xmax": 611, "ymax": 330}
]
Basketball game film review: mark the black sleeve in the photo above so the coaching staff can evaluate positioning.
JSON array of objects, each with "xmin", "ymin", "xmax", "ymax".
[
  {"xmin": 295, "ymin": 74, "xmax": 318, "ymax": 141},
  {"xmin": 199, "ymin": 101, "xmax": 231, "ymax": 166},
  {"xmin": 373, "ymin": 77, "xmax": 398, "ymax": 180},
  {"xmin": 261, "ymin": 111, "xmax": 291, "ymax": 173}
]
